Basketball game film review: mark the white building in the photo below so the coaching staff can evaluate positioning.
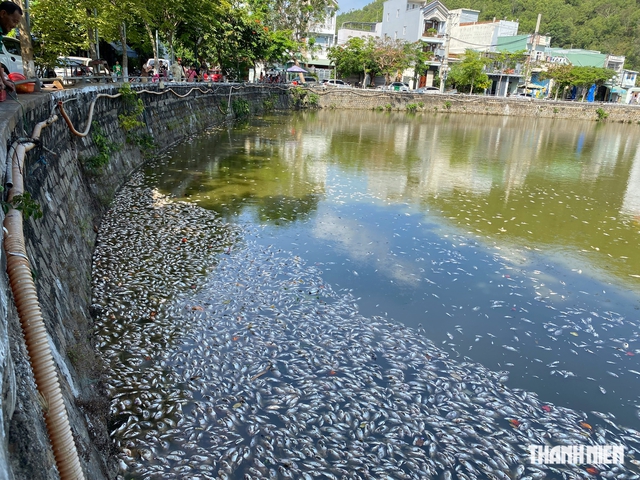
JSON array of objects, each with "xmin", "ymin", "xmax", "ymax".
[
  {"xmin": 304, "ymin": 2, "xmax": 338, "ymax": 73},
  {"xmin": 449, "ymin": 16, "xmax": 519, "ymax": 54},
  {"xmin": 380, "ymin": 0, "xmax": 518, "ymax": 52},
  {"xmin": 380, "ymin": 0, "xmax": 425, "ymax": 42},
  {"xmin": 337, "ymin": 22, "xmax": 381, "ymax": 45},
  {"xmin": 379, "ymin": 0, "xmax": 519, "ymax": 88}
]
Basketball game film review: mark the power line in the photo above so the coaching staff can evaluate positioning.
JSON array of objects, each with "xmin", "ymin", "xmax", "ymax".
[{"xmin": 448, "ymin": 35, "xmax": 530, "ymax": 49}]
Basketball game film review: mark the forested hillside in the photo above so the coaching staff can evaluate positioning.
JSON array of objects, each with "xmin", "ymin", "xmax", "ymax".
[{"xmin": 336, "ymin": 0, "xmax": 640, "ymax": 70}]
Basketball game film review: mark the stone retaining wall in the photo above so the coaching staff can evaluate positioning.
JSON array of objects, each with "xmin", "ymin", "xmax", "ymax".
[{"xmin": 313, "ymin": 88, "xmax": 640, "ymax": 123}]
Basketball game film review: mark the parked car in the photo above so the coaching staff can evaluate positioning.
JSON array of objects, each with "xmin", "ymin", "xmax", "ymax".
[
  {"xmin": 322, "ymin": 79, "xmax": 349, "ymax": 88},
  {"xmin": 0, "ymin": 37, "xmax": 22, "ymax": 75},
  {"xmin": 416, "ymin": 86, "xmax": 440, "ymax": 94},
  {"xmin": 388, "ymin": 82, "xmax": 409, "ymax": 92},
  {"xmin": 290, "ymin": 76, "xmax": 317, "ymax": 85},
  {"xmin": 54, "ymin": 56, "xmax": 93, "ymax": 78}
]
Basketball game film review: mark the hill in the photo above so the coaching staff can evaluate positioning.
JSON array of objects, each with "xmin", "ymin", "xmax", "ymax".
[{"xmin": 336, "ymin": 0, "xmax": 640, "ymax": 71}]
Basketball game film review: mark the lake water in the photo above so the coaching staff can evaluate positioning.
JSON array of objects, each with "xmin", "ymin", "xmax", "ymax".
[
  {"xmin": 97, "ymin": 110, "xmax": 640, "ymax": 478},
  {"xmin": 145, "ymin": 111, "xmax": 640, "ymax": 428}
]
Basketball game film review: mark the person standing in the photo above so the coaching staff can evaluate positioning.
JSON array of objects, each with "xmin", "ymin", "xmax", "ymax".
[
  {"xmin": 0, "ymin": 1, "xmax": 22, "ymax": 93},
  {"xmin": 113, "ymin": 61, "xmax": 122, "ymax": 76},
  {"xmin": 140, "ymin": 61, "xmax": 152, "ymax": 83},
  {"xmin": 187, "ymin": 65, "xmax": 197, "ymax": 82},
  {"xmin": 170, "ymin": 59, "xmax": 183, "ymax": 81}
]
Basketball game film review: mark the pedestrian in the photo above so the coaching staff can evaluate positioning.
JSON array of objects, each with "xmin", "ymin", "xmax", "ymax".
[
  {"xmin": 141, "ymin": 61, "xmax": 152, "ymax": 83},
  {"xmin": 112, "ymin": 60, "xmax": 122, "ymax": 77},
  {"xmin": 0, "ymin": 1, "xmax": 22, "ymax": 94},
  {"xmin": 187, "ymin": 65, "xmax": 197, "ymax": 82},
  {"xmin": 199, "ymin": 61, "xmax": 207, "ymax": 82},
  {"xmin": 170, "ymin": 59, "xmax": 183, "ymax": 81}
]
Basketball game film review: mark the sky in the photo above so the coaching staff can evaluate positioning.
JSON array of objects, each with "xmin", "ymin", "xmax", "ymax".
[{"xmin": 337, "ymin": 0, "xmax": 373, "ymax": 15}]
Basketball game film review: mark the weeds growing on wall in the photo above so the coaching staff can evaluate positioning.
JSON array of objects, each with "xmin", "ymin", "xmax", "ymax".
[
  {"xmin": 289, "ymin": 86, "xmax": 319, "ymax": 109},
  {"xmin": 84, "ymin": 122, "xmax": 121, "ymax": 174},
  {"xmin": 118, "ymin": 84, "xmax": 146, "ymax": 138},
  {"xmin": 0, "ymin": 189, "xmax": 43, "ymax": 220},
  {"xmin": 262, "ymin": 96, "xmax": 277, "ymax": 113},
  {"xmin": 406, "ymin": 103, "xmax": 418, "ymax": 113},
  {"xmin": 595, "ymin": 107, "xmax": 609, "ymax": 121},
  {"xmin": 232, "ymin": 98, "xmax": 251, "ymax": 118},
  {"xmin": 128, "ymin": 132, "xmax": 156, "ymax": 158}
]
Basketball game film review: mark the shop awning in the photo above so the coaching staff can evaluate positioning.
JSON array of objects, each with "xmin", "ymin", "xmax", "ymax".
[{"xmin": 109, "ymin": 42, "xmax": 138, "ymax": 58}]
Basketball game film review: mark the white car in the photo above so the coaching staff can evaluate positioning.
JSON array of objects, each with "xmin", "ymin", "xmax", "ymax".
[
  {"xmin": 416, "ymin": 86, "xmax": 440, "ymax": 94},
  {"xmin": 388, "ymin": 82, "xmax": 409, "ymax": 92},
  {"xmin": 0, "ymin": 37, "xmax": 23, "ymax": 75},
  {"xmin": 54, "ymin": 56, "xmax": 93, "ymax": 78},
  {"xmin": 322, "ymin": 79, "xmax": 350, "ymax": 88}
]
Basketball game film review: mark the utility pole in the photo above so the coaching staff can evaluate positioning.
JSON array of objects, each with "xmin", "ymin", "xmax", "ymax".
[
  {"xmin": 524, "ymin": 13, "xmax": 541, "ymax": 94},
  {"xmin": 439, "ymin": 13, "xmax": 452, "ymax": 94}
]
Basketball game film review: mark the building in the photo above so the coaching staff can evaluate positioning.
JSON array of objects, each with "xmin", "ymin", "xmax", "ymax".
[
  {"xmin": 544, "ymin": 48, "xmax": 632, "ymax": 101},
  {"xmin": 337, "ymin": 22, "xmax": 381, "ymax": 45},
  {"xmin": 449, "ymin": 14, "xmax": 519, "ymax": 55},
  {"xmin": 380, "ymin": 0, "xmax": 519, "ymax": 88},
  {"xmin": 485, "ymin": 33, "xmax": 552, "ymax": 96},
  {"xmin": 303, "ymin": 2, "xmax": 338, "ymax": 78}
]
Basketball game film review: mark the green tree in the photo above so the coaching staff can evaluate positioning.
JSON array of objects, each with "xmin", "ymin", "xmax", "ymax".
[
  {"xmin": 405, "ymin": 42, "xmax": 432, "ymax": 88},
  {"xmin": 448, "ymin": 49, "xmax": 491, "ymax": 94},
  {"xmin": 30, "ymin": 0, "xmax": 91, "ymax": 71},
  {"xmin": 570, "ymin": 65, "xmax": 616, "ymax": 101},
  {"xmin": 372, "ymin": 37, "xmax": 410, "ymax": 85},
  {"xmin": 328, "ymin": 36, "xmax": 375, "ymax": 82},
  {"xmin": 539, "ymin": 63, "xmax": 575, "ymax": 100}
]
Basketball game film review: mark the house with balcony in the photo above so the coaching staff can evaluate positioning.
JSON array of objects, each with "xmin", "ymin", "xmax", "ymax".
[
  {"xmin": 380, "ymin": 0, "xmax": 520, "ymax": 88},
  {"xmin": 486, "ymin": 33, "xmax": 552, "ymax": 96},
  {"xmin": 302, "ymin": 2, "xmax": 338, "ymax": 78}
]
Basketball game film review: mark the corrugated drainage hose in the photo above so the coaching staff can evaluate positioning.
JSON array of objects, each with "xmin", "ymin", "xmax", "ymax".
[{"xmin": 3, "ymin": 115, "xmax": 85, "ymax": 480}]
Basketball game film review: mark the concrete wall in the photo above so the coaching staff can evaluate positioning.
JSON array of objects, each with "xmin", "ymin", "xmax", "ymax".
[
  {"xmin": 0, "ymin": 83, "xmax": 288, "ymax": 480},
  {"xmin": 314, "ymin": 89, "xmax": 640, "ymax": 123}
]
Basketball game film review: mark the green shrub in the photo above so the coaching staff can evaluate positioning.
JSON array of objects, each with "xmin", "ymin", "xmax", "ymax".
[
  {"xmin": 595, "ymin": 107, "xmax": 609, "ymax": 121},
  {"xmin": 118, "ymin": 84, "xmax": 145, "ymax": 133},
  {"xmin": 262, "ymin": 96, "xmax": 276, "ymax": 112},
  {"xmin": 406, "ymin": 103, "xmax": 418, "ymax": 113},
  {"xmin": 308, "ymin": 92, "xmax": 319, "ymax": 106},
  {"xmin": 444, "ymin": 101, "xmax": 452, "ymax": 110},
  {"xmin": 2, "ymin": 191, "xmax": 43, "ymax": 220},
  {"xmin": 232, "ymin": 98, "xmax": 251, "ymax": 118},
  {"xmin": 85, "ymin": 122, "xmax": 121, "ymax": 173}
]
